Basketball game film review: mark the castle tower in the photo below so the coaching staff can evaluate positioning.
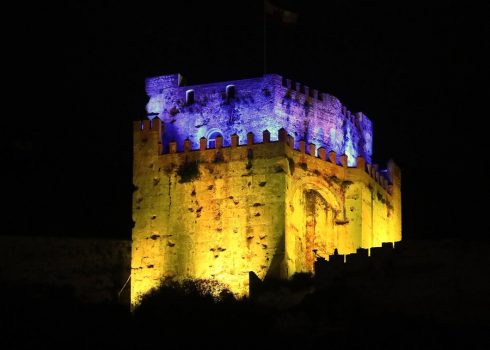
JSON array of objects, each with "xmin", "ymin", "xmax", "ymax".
[{"xmin": 131, "ymin": 73, "xmax": 401, "ymax": 306}]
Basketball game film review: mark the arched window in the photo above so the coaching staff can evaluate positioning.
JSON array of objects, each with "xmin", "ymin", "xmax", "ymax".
[
  {"xmin": 186, "ymin": 89, "xmax": 194, "ymax": 104},
  {"xmin": 226, "ymin": 85, "xmax": 235, "ymax": 99},
  {"xmin": 207, "ymin": 130, "xmax": 222, "ymax": 149}
]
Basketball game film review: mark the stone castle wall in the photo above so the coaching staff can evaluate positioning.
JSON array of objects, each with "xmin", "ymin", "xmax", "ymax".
[
  {"xmin": 131, "ymin": 120, "xmax": 401, "ymax": 305},
  {"xmin": 145, "ymin": 73, "xmax": 372, "ymax": 165},
  {"xmin": 132, "ymin": 123, "xmax": 287, "ymax": 303}
]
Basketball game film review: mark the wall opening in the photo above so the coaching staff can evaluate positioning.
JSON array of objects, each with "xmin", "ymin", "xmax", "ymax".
[
  {"xmin": 291, "ymin": 189, "xmax": 333, "ymax": 274},
  {"xmin": 186, "ymin": 89, "xmax": 195, "ymax": 104},
  {"xmin": 305, "ymin": 190, "xmax": 330, "ymax": 272},
  {"xmin": 207, "ymin": 130, "xmax": 223, "ymax": 149},
  {"xmin": 226, "ymin": 85, "xmax": 235, "ymax": 99}
]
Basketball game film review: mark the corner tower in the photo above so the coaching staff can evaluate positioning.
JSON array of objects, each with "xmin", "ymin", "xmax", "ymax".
[{"xmin": 131, "ymin": 74, "xmax": 401, "ymax": 306}]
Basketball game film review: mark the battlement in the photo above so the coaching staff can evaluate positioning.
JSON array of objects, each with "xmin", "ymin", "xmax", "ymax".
[
  {"xmin": 135, "ymin": 119, "xmax": 396, "ymax": 195},
  {"xmin": 316, "ymin": 242, "xmax": 397, "ymax": 270},
  {"xmin": 278, "ymin": 76, "xmax": 368, "ymax": 131},
  {"xmin": 144, "ymin": 73, "xmax": 373, "ymax": 165},
  {"xmin": 145, "ymin": 73, "xmax": 368, "ymax": 128},
  {"xmin": 132, "ymin": 73, "xmax": 401, "ymax": 306}
]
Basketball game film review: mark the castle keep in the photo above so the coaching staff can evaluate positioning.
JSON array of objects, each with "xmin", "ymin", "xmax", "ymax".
[{"xmin": 131, "ymin": 73, "xmax": 401, "ymax": 305}]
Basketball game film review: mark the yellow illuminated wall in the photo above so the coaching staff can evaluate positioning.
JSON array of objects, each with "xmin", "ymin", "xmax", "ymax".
[{"xmin": 131, "ymin": 120, "xmax": 401, "ymax": 306}]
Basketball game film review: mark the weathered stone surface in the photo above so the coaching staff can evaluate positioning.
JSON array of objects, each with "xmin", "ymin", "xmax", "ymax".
[
  {"xmin": 132, "ymin": 74, "xmax": 400, "ymax": 306},
  {"xmin": 145, "ymin": 73, "xmax": 373, "ymax": 165},
  {"xmin": 132, "ymin": 120, "xmax": 401, "ymax": 306}
]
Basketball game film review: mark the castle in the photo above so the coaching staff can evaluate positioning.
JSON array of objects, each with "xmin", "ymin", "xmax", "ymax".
[{"xmin": 131, "ymin": 73, "xmax": 401, "ymax": 306}]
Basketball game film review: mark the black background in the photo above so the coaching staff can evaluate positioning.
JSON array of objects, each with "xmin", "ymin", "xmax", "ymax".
[{"xmin": 4, "ymin": 1, "xmax": 488, "ymax": 241}]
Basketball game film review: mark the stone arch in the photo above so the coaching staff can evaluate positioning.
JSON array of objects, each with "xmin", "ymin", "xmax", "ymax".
[
  {"xmin": 287, "ymin": 178, "xmax": 342, "ymax": 276},
  {"xmin": 289, "ymin": 177, "xmax": 342, "ymax": 214},
  {"xmin": 206, "ymin": 128, "xmax": 223, "ymax": 149}
]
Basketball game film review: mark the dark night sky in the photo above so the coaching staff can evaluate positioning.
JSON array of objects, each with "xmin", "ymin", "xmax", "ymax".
[{"xmin": 3, "ymin": 1, "xmax": 488, "ymax": 240}]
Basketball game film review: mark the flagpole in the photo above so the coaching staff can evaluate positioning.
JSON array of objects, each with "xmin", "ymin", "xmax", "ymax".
[{"xmin": 263, "ymin": 0, "xmax": 267, "ymax": 74}]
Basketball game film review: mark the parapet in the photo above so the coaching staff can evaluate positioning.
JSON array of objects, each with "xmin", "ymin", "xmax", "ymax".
[
  {"xmin": 315, "ymin": 242, "xmax": 398, "ymax": 276},
  {"xmin": 279, "ymin": 76, "xmax": 370, "ymax": 131},
  {"xmin": 145, "ymin": 73, "xmax": 185, "ymax": 96},
  {"xmin": 144, "ymin": 73, "xmax": 372, "ymax": 131},
  {"xmin": 135, "ymin": 120, "xmax": 395, "ymax": 195}
]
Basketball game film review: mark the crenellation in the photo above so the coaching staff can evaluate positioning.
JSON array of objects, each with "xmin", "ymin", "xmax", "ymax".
[
  {"xmin": 318, "ymin": 147, "xmax": 327, "ymax": 160},
  {"xmin": 183, "ymin": 138, "xmax": 191, "ymax": 152},
  {"xmin": 309, "ymin": 143, "xmax": 316, "ymax": 156},
  {"xmin": 163, "ymin": 131, "xmax": 394, "ymax": 190},
  {"xmin": 231, "ymin": 133, "xmax": 239, "ymax": 147},
  {"xmin": 263, "ymin": 129, "xmax": 271, "ymax": 143},
  {"xmin": 145, "ymin": 73, "xmax": 373, "ymax": 163},
  {"xmin": 132, "ymin": 74, "xmax": 401, "ymax": 306},
  {"xmin": 199, "ymin": 137, "xmax": 206, "ymax": 151},
  {"xmin": 312, "ymin": 89, "xmax": 318, "ymax": 99},
  {"xmin": 304, "ymin": 85, "xmax": 310, "ymax": 98},
  {"xmin": 299, "ymin": 140, "xmax": 306, "ymax": 153},
  {"xmin": 387, "ymin": 159, "xmax": 401, "ymax": 187},
  {"xmin": 247, "ymin": 132, "xmax": 254, "ymax": 146},
  {"xmin": 134, "ymin": 126, "xmax": 396, "ymax": 189},
  {"xmin": 278, "ymin": 128, "xmax": 288, "ymax": 142},
  {"xmin": 215, "ymin": 135, "xmax": 223, "ymax": 149},
  {"xmin": 169, "ymin": 141, "xmax": 177, "ymax": 154},
  {"xmin": 366, "ymin": 163, "xmax": 372, "ymax": 176},
  {"xmin": 369, "ymin": 164, "xmax": 376, "ymax": 177},
  {"xmin": 339, "ymin": 154, "xmax": 348, "ymax": 167}
]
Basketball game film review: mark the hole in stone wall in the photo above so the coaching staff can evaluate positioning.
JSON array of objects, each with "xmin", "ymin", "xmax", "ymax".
[
  {"xmin": 186, "ymin": 89, "xmax": 195, "ymax": 104},
  {"xmin": 226, "ymin": 85, "xmax": 235, "ymax": 99},
  {"xmin": 207, "ymin": 131, "xmax": 222, "ymax": 149}
]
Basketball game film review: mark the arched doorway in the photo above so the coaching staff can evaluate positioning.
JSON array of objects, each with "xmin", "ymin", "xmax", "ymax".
[
  {"xmin": 304, "ymin": 189, "xmax": 332, "ymax": 272},
  {"xmin": 287, "ymin": 181, "xmax": 340, "ymax": 276}
]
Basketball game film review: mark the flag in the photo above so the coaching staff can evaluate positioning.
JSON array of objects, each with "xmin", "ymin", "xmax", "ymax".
[{"xmin": 264, "ymin": 0, "xmax": 298, "ymax": 25}]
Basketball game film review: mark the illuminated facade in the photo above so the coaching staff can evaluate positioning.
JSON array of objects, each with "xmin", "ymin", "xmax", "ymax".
[{"xmin": 131, "ymin": 73, "xmax": 401, "ymax": 306}]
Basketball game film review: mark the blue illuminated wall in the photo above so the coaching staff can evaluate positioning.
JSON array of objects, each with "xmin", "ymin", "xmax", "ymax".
[{"xmin": 145, "ymin": 73, "xmax": 373, "ymax": 165}]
